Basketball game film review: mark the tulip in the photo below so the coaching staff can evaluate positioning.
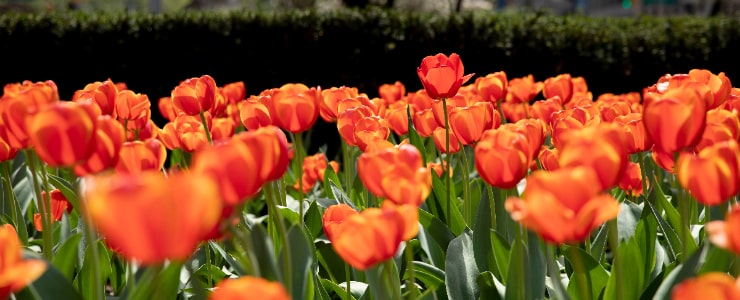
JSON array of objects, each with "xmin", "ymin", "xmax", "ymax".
[
  {"xmin": 476, "ymin": 71, "xmax": 508, "ymax": 103},
  {"xmin": 0, "ymin": 224, "xmax": 46, "ymax": 299},
  {"xmin": 74, "ymin": 116, "xmax": 126, "ymax": 176},
  {"xmin": 337, "ymin": 105, "xmax": 374, "ymax": 147},
  {"xmin": 239, "ymin": 98, "xmax": 273, "ymax": 131},
  {"xmin": 115, "ymin": 139, "xmax": 167, "ymax": 174},
  {"xmin": 676, "ymin": 140, "xmax": 740, "ymax": 205},
  {"xmin": 688, "ymin": 69, "xmax": 732, "ymax": 110},
  {"xmin": 32, "ymin": 189, "xmax": 73, "ymax": 232},
  {"xmin": 158, "ymin": 97, "xmax": 180, "ymax": 122},
  {"xmin": 26, "ymin": 102, "xmax": 97, "ymax": 167},
  {"xmin": 232, "ymin": 126, "xmax": 291, "ymax": 183},
  {"xmin": 643, "ymin": 87, "xmax": 707, "ymax": 153},
  {"xmin": 384, "ymin": 101, "xmax": 410, "ymax": 136},
  {"xmin": 0, "ymin": 81, "xmax": 60, "ymax": 149},
  {"xmin": 209, "ymin": 277, "xmax": 291, "ymax": 300},
  {"xmin": 613, "ymin": 113, "xmax": 653, "ymax": 154},
  {"xmin": 210, "ymin": 117, "xmax": 236, "ymax": 142},
  {"xmin": 618, "ymin": 162, "xmax": 647, "ymax": 197},
  {"xmin": 500, "ymin": 102, "xmax": 530, "ymax": 123},
  {"xmin": 412, "ymin": 108, "xmax": 439, "ymax": 138},
  {"xmin": 72, "ymin": 79, "xmax": 118, "ymax": 116},
  {"xmin": 432, "ymin": 127, "xmax": 461, "ymax": 154},
  {"xmin": 537, "ymin": 146, "xmax": 560, "ymax": 171},
  {"xmin": 322, "ymin": 203, "xmax": 358, "ymax": 241},
  {"xmin": 378, "ymin": 81, "xmax": 406, "ymax": 104},
  {"xmin": 357, "ymin": 144, "xmax": 431, "ymax": 206},
  {"xmin": 354, "ymin": 116, "xmax": 391, "ymax": 152},
  {"xmin": 269, "ymin": 83, "xmax": 321, "ymax": 133},
  {"xmin": 328, "ymin": 206, "xmax": 406, "ymax": 270},
  {"xmin": 293, "ymin": 153, "xmax": 339, "ymax": 193},
  {"xmin": 191, "ymin": 140, "xmax": 265, "ymax": 205},
  {"xmin": 450, "ymin": 102, "xmax": 493, "ymax": 145},
  {"xmin": 671, "ymin": 273, "xmax": 740, "ymax": 300},
  {"xmin": 530, "ymin": 98, "xmax": 563, "ymax": 132},
  {"xmin": 505, "ymin": 167, "xmax": 620, "ymax": 244},
  {"xmin": 475, "ymin": 128, "xmax": 530, "ymax": 189},
  {"xmin": 707, "ymin": 205, "xmax": 740, "ymax": 255},
  {"xmin": 171, "ymin": 75, "xmax": 217, "ymax": 116},
  {"xmin": 695, "ymin": 108, "xmax": 740, "ymax": 152},
  {"xmin": 0, "ymin": 125, "xmax": 17, "ymax": 163},
  {"xmin": 320, "ymin": 86, "xmax": 359, "ymax": 122},
  {"xmin": 416, "ymin": 53, "xmax": 474, "ymax": 99},
  {"xmin": 543, "ymin": 74, "xmax": 574, "ymax": 105},
  {"xmin": 507, "ymin": 75, "xmax": 542, "ymax": 104},
  {"xmin": 172, "ymin": 114, "xmax": 211, "ymax": 152},
  {"xmin": 381, "ymin": 201, "xmax": 419, "ymax": 241},
  {"xmin": 557, "ymin": 124, "xmax": 629, "ymax": 191},
  {"xmin": 219, "ymin": 81, "xmax": 246, "ymax": 104}
]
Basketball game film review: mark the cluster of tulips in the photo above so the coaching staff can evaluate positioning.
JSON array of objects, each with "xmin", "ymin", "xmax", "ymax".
[{"xmin": 1, "ymin": 52, "xmax": 739, "ymax": 300}]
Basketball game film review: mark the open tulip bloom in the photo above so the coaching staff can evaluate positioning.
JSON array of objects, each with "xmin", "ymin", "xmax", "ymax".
[{"xmin": 1, "ymin": 57, "xmax": 740, "ymax": 300}]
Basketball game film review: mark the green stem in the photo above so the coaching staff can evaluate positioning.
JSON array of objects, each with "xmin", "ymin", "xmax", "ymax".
[
  {"xmin": 2, "ymin": 162, "xmax": 19, "ymax": 230},
  {"xmin": 442, "ymin": 99, "xmax": 453, "ymax": 227},
  {"xmin": 672, "ymin": 173, "xmax": 691, "ymax": 262},
  {"xmin": 607, "ymin": 219, "xmax": 624, "ymax": 300},
  {"xmin": 460, "ymin": 144, "xmax": 471, "ymax": 225},
  {"xmin": 488, "ymin": 185, "xmax": 496, "ymax": 231},
  {"xmin": 127, "ymin": 261, "xmax": 136, "ymax": 294},
  {"xmin": 199, "ymin": 111, "xmax": 213, "ymax": 144},
  {"xmin": 404, "ymin": 243, "xmax": 418, "ymax": 299},
  {"xmin": 383, "ymin": 260, "xmax": 402, "ymax": 300},
  {"xmin": 345, "ymin": 263, "xmax": 352, "ymax": 300},
  {"xmin": 545, "ymin": 244, "xmax": 570, "ymax": 300},
  {"xmin": 79, "ymin": 184, "xmax": 104, "ymax": 300},
  {"xmin": 496, "ymin": 100, "xmax": 507, "ymax": 124},
  {"xmin": 294, "ymin": 132, "xmax": 306, "ymax": 220},
  {"xmin": 341, "ymin": 141, "xmax": 352, "ymax": 203},
  {"xmin": 568, "ymin": 245, "xmax": 591, "ymax": 300},
  {"xmin": 24, "ymin": 150, "xmax": 52, "ymax": 260},
  {"xmin": 265, "ymin": 182, "xmax": 291, "ymax": 283},
  {"xmin": 205, "ymin": 243, "xmax": 213, "ymax": 286}
]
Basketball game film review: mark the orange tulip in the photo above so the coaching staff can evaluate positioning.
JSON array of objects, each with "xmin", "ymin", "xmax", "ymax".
[
  {"xmin": 725, "ymin": 88, "xmax": 740, "ymax": 113},
  {"xmin": 0, "ymin": 126, "xmax": 17, "ymax": 162},
  {"xmin": 571, "ymin": 76, "xmax": 591, "ymax": 100},
  {"xmin": 328, "ymin": 206, "xmax": 406, "ymax": 270},
  {"xmin": 158, "ymin": 122, "xmax": 181, "ymax": 150},
  {"xmin": 171, "ymin": 75, "xmax": 217, "ymax": 116},
  {"xmin": 114, "ymin": 139, "xmax": 167, "ymax": 174},
  {"xmin": 172, "ymin": 114, "xmax": 211, "ymax": 152},
  {"xmin": 0, "ymin": 80, "xmax": 60, "ymax": 149},
  {"xmin": 26, "ymin": 101, "xmax": 96, "ymax": 167},
  {"xmin": 505, "ymin": 167, "xmax": 620, "ymax": 244},
  {"xmin": 510, "ymin": 119, "xmax": 546, "ymax": 162},
  {"xmin": 475, "ymin": 127, "xmax": 529, "ymax": 188},
  {"xmin": 543, "ymin": 74, "xmax": 574, "ymax": 105},
  {"xmin": 293, "ymin": 153, "xmax": 339, "ymax": 193},
  {"xmin": 158, "ymin": 97, "xmax": 181, "ymax": 122},
  {"xmin": 431, "ymin": 94, "xmax": 470, "ymax": 127},
  {"xmin": 476, "ymin": 71, "xmax": 508, "ymax": 103},
  {"xmin": 354, "ymin": 116, "xmax": 391, "ymax": 152},
  {"xmin": 427, "ymin": 161, "xmax": 448, "ymax": 178},
  {"xmin": 239, "ymin": 97, "xmax": 273, "ymax": 131},
  {"xmin": 412, "ymin": 108, "xmax": 440, "ymax": 138},
  {"xmin": 537, "ymin": 146, "xmax": 560, "ymax": 171},
  {"xmin": 671, "ymin": 273, "xmax": 740, "ymax": 300},
  {"xmin": 385, "ymin": 101, "xmax": 410, "ymax": 136},
  {"xmin": 74, "ymin": 116, "xmax": 126, "ymax": 176},
  {"xmin": 433, "ymin": 127, "xmax": 461, "ymax": 154},
  {"xmin": 450, "ymin": 102, "xmax": 494, "ymax": 145},
  {"xmin": 500, "ymin": 102, "xmax": 530, "ymax": 123},
  {"xmin": 643, "ymin": 87, "xmax": 707, "ymax": 153},
  {"xmin": 337, "ymin": 95, "xmax": 383, "ymax": 117},
  {"xmin": 33, "ymin": 189, "xmax": 73, "ymax": 232},
  {"xmin": 417, "ymin": 53, "xmax": 474, "ymax": 100},
  {"xmin": 72, "ymin": 79, "xmax": 118, "ymax": 116},
  {"xmin": 232, "ymin": 126, "xmax": 291, "ymax": 183},
  {"xmin": 707, "ymin": 205, "xmax": 740, "ymax": 255},
  {"xmin": 337, "ymin": 105, "xmax": 374, "ymax": 147},
  {"xmin": 320, "ymin": 86, "xmax": 359, "ymax": 122},
  {"xmin": 219, "ymin": 81, "xmax": 246, "ymax": 104},
  {"xmin": 550, "ymin": 107, "xmax": 601, "ymax": 149},
  {"xmin": 696, "ymin": 109, "xmax": 740, "ymax": 152},
  {"xmin": 688, "ymin": 69, "xmax": 732, "ymax": 110},
  {"xmin": 210, "ymin": 117, "xmax": 236, "ymax": 142},
  {"xmin": 115, "ymin": 90, "xmax": 151, "ymax": 128},
  {"xmin": 0, "ymin": 224, "xmax": 46, "ymax": 299},
  {"xmin": 407, "ymin": 90, "xmax": 433, "ymax": 112},
  {"xmin": 209, "ymin": 277, "xmax": 291, "ymax": 300},
  {"xmin": 530, "ymin": 98, "xmax": 563, "ymax": 132},
  {"xmin": 381, "ymin": 201, "xmax": 419, "ymax": 241},
  {"xmin": 507, "ymin": 75, "xmax": 543, "ymax": 104},
  {"xmin": 618, "ymin": 162, "xmax": 647, "ymax": 197},
  {"xmin": 652, "ymin": 147, "xmax": 677, "ymax": 173},
  {"xmin": 613, "ymin": 113, "xmax": 653, "ymax": 154},
  {"xmin": 357, "ymin": 144, "xmax": 431, "ymax": 206},
  {"xmin": 269, "ymin": 83, "xmax": 321, "ymax": 133},
  {"xmin": 677, "ymin": 140, "xmax": 740, "ymax": 205},
  {"xmin": 557, "ymin": 124, "xmax": 628, "ymax": 191},
  {"xmin": 191, "ymin": 140, "xmax": 266, "ymax": 205},
  {"xmin": 378, "ymin": 81, "xmax": 406, "ymax": 104},
  {"xmin": 85, "ymin": 171, "xmax": 222, "ymax": 265},
  {"xmin": 322, "ymin": 203, "xmax": 359, "ymax": 241}
]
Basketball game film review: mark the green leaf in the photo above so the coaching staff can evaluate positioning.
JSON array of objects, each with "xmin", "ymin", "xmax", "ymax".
[
  {"xmin": 635, "ymin": 203, "xmax": 658, "ymax": 282},
  {"xmin": 644, "ymin": 198, "xmax": 679, "ymax": 263},
  {"xmin": 604, "ymin": 238, "xmax": 646, "ymax": 300},
  {"xmin": 17, "ymin": 258, "xmax": 83, "ymax": 300},
  {"xmin": 74, "ymin": 240, "xmax": 112, "ymax": 300},
  {"xmin": 617, "ymin": 201, "xmax": 642, "ymax": 242},
  {"xmin": 305, "ymin": 200, "xmax": 323, "ymax": 241},
  {"xmin": 46, "ymin": 174, "xmax": 80, "ymax": 212},
  {"xmin": 209, "ymin": 241, "xmax": 246, "ymax": 276},
  {"xmin": 564, "ymin": 246, "xmax": 609, "ymax": 300},
  {"xmin": 279, "ymin": 225, "xmax": 315, "ymax": 300},
  {"xmin": 651, "ymin": 243, "xmax": 708, "ymax": 300},
  {"xmin": 407, "ymin": 104, "xmax": 427, "ymax": 163},
  {"xmin": 250, "ymin": 224, "xmax": 281, "ymax": 281},
  {"xmin": 490, "ymin": 230, "xmax": 511, "ymax": 282},
  {"xmin": 418, "ymin": 208, "xmax": 455, "ymax": 252},
  {"xmin": 127, "ymin": 262, "xmax": 184, "ymax": 300},
  {"xmin": 417, "ymin": 219, "xmax": 447, "ymax": 269},
  {"xmin": 477, "ymin": 271, "xmax": 505, "ymax": 300},
  {"xmin": 51, "ymin": 232, "xmax": 82, "ymax": 280},
  {"xmin": 320, "ymin": 278, "xmax": 363, "ymax": 300},
  {"xmin": 699, "ymin": 245, "xmax": 734, "ymax": 274},
  {"xmin": 192, "ymin": 263, "xmax": 229, "ymax": 284},
  {"xmin": 408, "ymin": 261, "xmax": 445, "ymax": 291},
  {"xmin": 430, "ymin": 172, "xmax": 466, "ymax": 235},
  {"xmin": 655, "ymin": 184, "xmax": 697, "ymax": 258},
  {"xmin": 589, "ymin": 225, "xmax": 608, "ymax": 263},
  {"xmin": 316, "ymin": 241, "xmax": 348, "ymax": 283},
  {"xmin": 473, "ymin": 187, "xmax": 493, "ymax": 272},
  {"xmin": 505, "ymin": 237, "xmax": 528, "ymax": 300},
  {"xmin": 445, "ymin": 229, "xmax": 479, "ymax": 300},
  {"xmin": 526, "ymin": 231, "xmax": 546, "ymax": 299}
]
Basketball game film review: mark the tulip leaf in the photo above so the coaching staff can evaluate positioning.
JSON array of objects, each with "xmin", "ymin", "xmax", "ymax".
[
  {"xmin": 407, "ymin": 104, "xmax": 427, "ymax": 163},
  {"xmin": 526, "ymin": 231, "xmax": 546, "ymax": 298},
  {"xmin": 650, "ymin": 243, "xmax": 708, "ymax": 300},
  {"xmin": 417, "ymin": 218, "xmax": 447, "ymax": 269},
  {"xmin": 51, "ymin": 232, "xmax": 82, "ymax": 280},
  {"xmin": 209, "ymin": 241, "xmax": 246, "ymax": 276},
  {"xmin": 636, "ymin": 202, "xmax": 659, "ymax": 282},
  {"xmin": 46, "ymin": 174, "xmax": 80, "ymax": 213},
  {"xmin": 73, "ymin": 240, "xmax": 112, "ymax": 300},
  {"xmin": 320, "ymin": 278, "xmax": 363, "ymax": 300},
  {"xmin": 589, "ymin": 225, "xmax": 608, "ymax": 264},
  {"xmin": 417, "ymin": 208, "xmax": 455, "ymax": 253},
  {"xmin": 128, "ymin": 262, "xmax": 184, "ymax": 300},
  {"xmin": 655, "ymin": 184, "xmax": 698, "ymax": 258},
  {"xmin": 324, "ymin": 167, "xmax": 358, "ymax": 210},
  {"xmin": 279, "ymin": 225, "xmax": 315, "ymax": 300},
  {"xmin": 490, "ymin": 230, "xmax": 511, "ymax": 282},
  {"xmin": 305, "ymin": 199, "xmax": 323, "ymax": 241},
  {"xmin": 699, "ymin": 245, "xmax": 734, "ymax": 274},
  {"xmin": 504, "ymin": 237, "xmax": 527, "ymax": 300},
  {"xmin": 645, "ymin": 190, "xmax": 679, "ymax": 262},
  {"xmin": 617, "ymin": 201, "xmax": 642, "ymax": 242},
  {"xmin": 430, "ymin": 172, "xmax": 466, "ymax": 235},
  {"xmin": 250, "ymin": 224, "xmax": 281, "ymax": 282},
  {"xmin": 192, "ymin": 263, "xmax": 229, "ymax": 285},
  {"xmin": 477, "ymin": 271, "xmax": 505, "ymax": 300},
  {"xmin": 316, "ymin": 241, "xmax": 350, "ymax": 284},
  {"xmin": 408, "ymin": 261, "xmax": 448, "ymax": 300},
  {"xmin": 445, "ymin": 229, "xmax": 479, "ymax": 300},
  {"xmin": 16, "ymin": 256, "xmax": 83, "ymax": 300},
  {"xmin": 563, "ymin": 245, "xmax": 609, "ymax": 300},
  {"xmin": 472, "ymin": 185, "xmax": 492, "ymax": 272},
  {"xmin": 604, "ymin": 238, "xmax": 646, "ymax": 300},
  {"xmin": 1, "ymin": 172, "xmax": 29, "ymax": 246}
]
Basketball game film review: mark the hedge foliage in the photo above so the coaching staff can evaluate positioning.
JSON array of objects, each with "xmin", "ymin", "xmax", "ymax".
[{"xmin": 1, "ymin": 9, "xmax": 739, "ymax": 113}]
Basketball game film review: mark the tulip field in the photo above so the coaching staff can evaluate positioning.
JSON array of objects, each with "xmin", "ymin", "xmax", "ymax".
[{"xmin": 2, "ymin": 52, "xmax": 740, "ymax": 300}]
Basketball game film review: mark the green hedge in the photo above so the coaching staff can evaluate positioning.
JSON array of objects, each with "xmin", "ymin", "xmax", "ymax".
[{"xmin": 1, "ymin": 9, "xmax": 739, "ymax": 109}]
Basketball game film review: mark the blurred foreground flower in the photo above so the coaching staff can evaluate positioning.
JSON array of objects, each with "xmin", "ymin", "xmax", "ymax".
[
  {"xmin": 672, "ymin": 272, "xmax": 740, "ymax": 300},
  {"xmin": 0, "ymin": 224, "xmax": 46, "ymax": 299},
  {"xmin": 209, "ymin": 276, "xmax": 290, "ymax": 300}
]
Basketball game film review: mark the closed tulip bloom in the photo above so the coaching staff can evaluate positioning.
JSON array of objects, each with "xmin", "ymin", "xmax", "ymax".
[
  {"xmin": 543, "ymin": 74, "xmax": 574, "ymax": 105},
  {"xmin": 530, "ymin": 98, "xmax": 563, "ymax": 132},
  {"xmin": 614, "ymin": 113, "xmax": 653, "ymax": 154},
  {"xmin": 500, "ymin": 102, "xmax": 530, "ymax": 123},
  {"xmin": 707, "ymin": 205, "xmax": 740, "ymax": 255},
  {"xmin": 357, "ymin": 144, "xmax": 431, "ymax": 206},
  {"xmin": 384, "ymin": 101, "xmax": 410, "ymax": 136},
  {"xmin": 115, "ymin": 90, "xmax": 151, "ymax": 124},
  {"xmin": 507, "ymin": 75, "xmax": 543, "ymax": 104},
  {"xmin": 381, "ymin": 201, "xmax": 419, "ymax": 241},
  {"xmin": 476, "ymin": 71, "xmax": 508, "ymax": 103},
  {"xmin": 354, "ymin": 116, "xmax": 391, "ymax": 152},
  {"xmin": 219, "ymin": 81, "xmax": 246, "ymax": 104},
  {"xmin": 192, "ymin": 140, "xmax": 265, "ymax": 205},
  {"xmin": 337, "ymin": 105, "xmax": 374, "ymax": 147},
  {"xmin": 417, "ymin": 53, "xmax": 474, "ymax": 100},
  {"xmin": 378, "ymin": 81, "xmax": 406, "ymax": 104},
  {"xmin": 450, "ymin": 102, "xmax": 492, "ymax": 145},
  {"xmin": 433, "ymin": 127, "xmax": 461, "ymax": 154},
  {"xmin": 475, "ymin": 128, "xmax": 530, "ymax": 188},
  {"xmin": 550, "ymin": 109, "xmax": 601, "ymax": 149},
  {"xmin": 412, "ymin": 108, "xmax": 440, "ymax": 138},
  {"xmin": 431, "ymin": 95, "xmax": 469, "ymax": 127},
  {"xmin": 571, "ymin": 76, "xmax": 591, "ymax": 100},
  {"xmin": 427, "ymin": 161, "xmax": 448, "ymax": 178},
  {"xmin": 85, "ymin": 171, "xmax": 222, "ymax": 265},
  {"xmin": 322, "ymin": 203, "xmax": 359, "ymax": 241},
  {"xmin": 618, "ymin": 162, "xmax": 647, "ymax": 197},
  {"xmin": 688, "ymin": 69, "xmax": 732, "ymax": 110},
  {"xmin": 329, "ymin": 206, "xmax": 406, "ymax": 270},
  {"xmin": 26, "ymin": 102, "xmax": 96, "ymax": 167},
  {"xmin": 677, "ymin": 140, "xmax": 740, "ymax": 205},
  {"xmin": 293, "ymin": 153, "xmax": 339, "ymax": 193},
  {"xmin": 115, "ymin": 139, "xmax": 167, "ymax": 174},
  {"xmin": 158, "ymin": 97, "xmax": 181, "ymax": 122},
  {"xmin": 557, "ymin": 124, "xmax": 629, "ymax": 191},
  {"xmin": 643, "ymin": 87, "xmax": 707, "ymax": 153},
  {"xmin": 232, "ymin": 126, "xmax": 291, "ymax": 183},
  {"xmin": 0, "ymin": 81, "xmax": 60, "ymax": 149},
  {"xmin": 33, "ymin": 189, "xmax": 73, "ymax": 232},
  {"xmin": 173, "ymin": 114, "xmax": 211, "ymax": 152},
  {"xmin": 239, "ymin": 98, "xmax": 273, "ymax": 131},
  {"xmin": 511, "ymin": 119, "xmax": 546, "ymax": 162},
  {"xmin": 0, "ymin": 224, "xmax": 46, "ymax": 299},
  {"xmin": 210, "ymin": 117, "xmax": 235, "ymax": 142},
  {"xmin": 505, "ymin": 167, "xmax": 620, "ymax": 244},
  {"xmin": 269, "ymin": 83, "xmax": 321, "ymax": 133},
  {"xmin": 671, "ymin": 273, "xmax": 740, "ymax": 300},
  {"xmin": 171, "ymin": 75, "xmax": 217, "ymax": 116},
  {"xmin": 209, "ymin": 277, "xmax": 291, "ymax": 300},
  {"xmin": 320, "ymin": 86, "xmax": 359, "ymax": 122},
  {"xmin": 537, "ymin": 146, "xmax": 560, "ymax": 171},
  {"xmin": 652, "ymin": 147, "xmax": 677, "ymax": 173},
  {"xmin": 695, "ymin": 109, "xmax": 740, "ymax": 152},
  {"xmin": 158, "ymin": 122, "xmax": 181, "ymax": 150},
  {"xmin": 74, "ymin": 116, "xmax": 126, "ymax": 176},
  {"xmin": 72, "ymin": 79, "xmax": 118, "ymax": 116}
]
